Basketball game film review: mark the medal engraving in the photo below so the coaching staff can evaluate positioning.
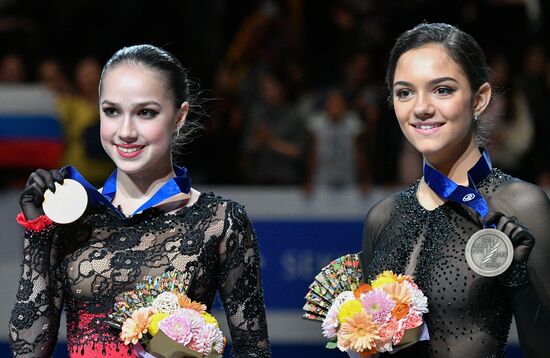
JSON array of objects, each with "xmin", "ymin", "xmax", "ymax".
[
  {"xmin": 465, "ymin": 228, "xmax": 513, "ymax": 277},
  {"xmin": 43, "ymin": 179, "xmax": 88, "ymax": 224}
]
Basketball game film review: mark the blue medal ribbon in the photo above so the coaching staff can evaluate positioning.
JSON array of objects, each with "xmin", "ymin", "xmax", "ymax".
[
  {"xmin": 423, "ymin": 149, "xmax": 492, "ymax": 221},
  {"xmin": 63, "ymin": 165, "xmax": 191, "ymax": 218}
]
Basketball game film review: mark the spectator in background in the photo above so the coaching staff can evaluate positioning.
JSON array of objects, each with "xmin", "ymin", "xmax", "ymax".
[
  {"xmin": 37, "ymin": 57, "xmax": 73, "ymax": 96},
  {"xmin": 57, "ymin": 56, "xmax": 114, "ymax": 186},
  {"xmin": 486, "ymin": 54, "xmax": 534, "ymax": 177},
  {"xmin": 340, "ymin": 52, "xmax": 374, "ymax": 106},
  {"xmin": 201, "ymin": 62, "xmax": 246, "ymax": 184},
  {"xmin": 0, "ymin": 52, "xmax": 26, "ymax": 83},
  {"xmin": 282, "ymin": 58, "xmax": 316, "ymax": 120},
  {"xmin": 243, "ymin": 69, "xmax": 309, "ymax": 185},
  {"xmin": 306, "ymin": 90, "xmax": 368, "ymax": 192}
]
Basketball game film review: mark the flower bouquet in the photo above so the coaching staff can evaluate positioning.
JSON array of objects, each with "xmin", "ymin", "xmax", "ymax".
[
  {"xmin": 108, "ymin": 271, "xmax": 225, "ymax": 358},
  {"xmin": 303, "ymin": 254, "xmax": 429, "ymax": 356}
]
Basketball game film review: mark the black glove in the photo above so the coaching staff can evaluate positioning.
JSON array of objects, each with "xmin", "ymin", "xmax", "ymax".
[
  {"xmin": 484, "ymin": 211, "xmax": 535, "ymax": 263},
  {"xmin": 19, "ymin": 168, "xmax": 65, "ymax": 221}
]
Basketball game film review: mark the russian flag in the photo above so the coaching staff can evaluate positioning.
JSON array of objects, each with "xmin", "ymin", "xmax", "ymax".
[{"xmin": 0, "ymin": 85, "xmax": 63, "ymax": 169}]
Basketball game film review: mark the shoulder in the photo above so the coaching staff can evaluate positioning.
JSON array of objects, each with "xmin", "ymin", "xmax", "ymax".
[
  {"xmin": 345, "ymin": 112, "xmax": 363, "ymax": 130},
  {"xmin": 307, "ymin": 112, "xmax": 328, "ymax": 130},
  {"xmin": 198, "ymin": 191, "xmax": 251, "ymax": 221},
  {"xmin": 490, "ymin": 176, "xmax": 550, "ymax": 215},
  {"xmin": 365, "ymin": 185, "xmax": 415, "ymax": 223}
]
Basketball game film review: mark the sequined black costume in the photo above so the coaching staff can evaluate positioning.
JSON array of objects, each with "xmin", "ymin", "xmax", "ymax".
[
  {"xmin": 9, "ymin": 192, "xmax": 271, "ymax": 358},
  {"xmin": 360, "ymin": 169, "xmax": 550, "ymax": 357}
]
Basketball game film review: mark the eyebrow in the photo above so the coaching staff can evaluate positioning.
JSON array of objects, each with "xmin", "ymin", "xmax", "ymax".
[
  {"xmin": 100, "ymin": 100, "xmax": 162, "ymax": 107},
  {"xmin": 393, "ymin": 77, "xmax": 459, "ymax": 88}
]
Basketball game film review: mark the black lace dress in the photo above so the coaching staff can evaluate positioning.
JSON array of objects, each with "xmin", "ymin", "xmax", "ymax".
[
  {"xmin": 360, "ymin": 169, "xmax": 550, "ymax": 357},
  {"xmin": 9, "ymin": 192, "xmax": 271, "ymax": 358}
]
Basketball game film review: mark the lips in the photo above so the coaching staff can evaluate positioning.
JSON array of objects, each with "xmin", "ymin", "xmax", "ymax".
[
  {"xmin": 411, "ymin": 122, "xmax": 444, "ymax": 135},
  {"xmin": 116, "ymin": 144, "xmax": 145, "ymax": 159}
]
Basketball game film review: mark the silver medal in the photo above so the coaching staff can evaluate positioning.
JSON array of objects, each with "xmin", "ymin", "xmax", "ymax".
[{"xmin": 465, "ymin": 228, "xmax": 513, "ymax": 277}]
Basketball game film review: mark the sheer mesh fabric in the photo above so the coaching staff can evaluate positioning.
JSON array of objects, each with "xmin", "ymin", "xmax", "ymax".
[
  {"xmin": 9, "ymin": 192, "xmax": 271, "ymax": 358},
  {"xmin": 360, "ymin": 169, "xmax": 550, "ymax": 357}
]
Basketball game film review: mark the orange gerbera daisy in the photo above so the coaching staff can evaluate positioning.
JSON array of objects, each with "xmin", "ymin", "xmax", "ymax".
[
  {"xmin": 382, "ymin": 282, "xmax": 412, "ymax": 305},
  {"xmin": 391, "ymin": 303, "xmax": 410, "ymax": 320},
  {"xmin": 338, "ymin": 312, "xmax": 380, "ymax": 352},
  {"xmin": 120, "ymin": 307, "xmax": 154, "ymax": 345},
  {"xmin": 177, "ymin": 293, "xmax": 206, "ymax": 313},
  {"xmin": 354, "ymin": 284, "xmax": 372, "ymax": 299}
]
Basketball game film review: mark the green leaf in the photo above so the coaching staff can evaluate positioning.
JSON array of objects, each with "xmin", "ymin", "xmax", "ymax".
[{"xmin": 326, "ymin": 341, "xmax": 338, "ymax": 349}]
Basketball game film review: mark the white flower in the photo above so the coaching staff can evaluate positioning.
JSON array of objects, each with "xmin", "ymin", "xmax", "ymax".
[
  {"xmin": 321, "ymin": 291, "xmax": 355, "ymax": 339},
  {"xmin": 322, "ymin": 310, "xmax": 339, "ymax": 339},
  {"xmin": 409, "ymin": 286, "xmax": 429, "ymax": 314},
  {"xmin": 152, "ymin": 292, "xmax": 180, "ymax": 313}
]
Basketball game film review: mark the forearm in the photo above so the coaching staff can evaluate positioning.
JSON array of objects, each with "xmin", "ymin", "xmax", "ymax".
[
  {"xmin": 9, "ymin": 226, "xmax": 63, "ymax": 357},
  {"xmin": 220, "ymin": 203, "xmax": 271, "ymax": 357},
  {"xmin": 511, "ymin": 283, "xmax": 550, "ymax": 358},
  {"xmin": 223, "ymin": 278, "xmax": 271, "ymax": 358}
]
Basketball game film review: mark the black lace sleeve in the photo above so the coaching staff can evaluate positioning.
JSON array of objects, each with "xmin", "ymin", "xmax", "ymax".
[
  {"xmin": 218, "ymin": 202, "xmax": 271, "ymax": 358},
  {"xmin": 9, "ymin": 224, "xmax": 65, "ymax": 357},
  {"xmin": 491, "ymin": 180, "xmax": 550, "ymax": 358}
]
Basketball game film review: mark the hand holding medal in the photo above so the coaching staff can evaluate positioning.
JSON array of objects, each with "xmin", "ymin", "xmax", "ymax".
[
  {"xmin": 19, "ymin": 168, "xmax": 88, "ymax": 224},
  {"xmin": 484, "ymin": 212, "xmax": 535, "ymax": 263}
]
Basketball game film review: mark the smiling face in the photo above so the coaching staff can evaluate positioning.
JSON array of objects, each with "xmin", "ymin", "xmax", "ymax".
[
  {"xmin": 99, "ymin": 64, "xmax": 186, "ymax": 178},
  {"xmin": 392, "ymin": 44, "xmax": 490, "ymax": 164}
]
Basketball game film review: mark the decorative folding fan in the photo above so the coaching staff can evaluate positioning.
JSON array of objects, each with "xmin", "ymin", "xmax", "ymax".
[
  {"xmin": 108, "ymin": 270, "xmax": 195, "ymax": 329},
  {"xmin": 302, "ymin": 253, "xmax": 363, "ymax": 321}
]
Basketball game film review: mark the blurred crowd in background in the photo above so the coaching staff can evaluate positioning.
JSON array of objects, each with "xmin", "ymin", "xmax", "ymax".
[{"xmin": 1, "ymin": 0, "xmax": 549, "ymax": 192}]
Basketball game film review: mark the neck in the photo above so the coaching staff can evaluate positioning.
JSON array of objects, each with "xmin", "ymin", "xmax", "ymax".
[
  {"xmin": 115, "ymin": 163, "xmax": 175, "ymax": 202},
  {"xmin": 424, "ymin": 139, "xmax": 481, "ymax": 186}
]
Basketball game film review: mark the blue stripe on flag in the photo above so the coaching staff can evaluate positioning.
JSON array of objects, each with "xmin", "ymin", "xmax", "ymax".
[{"xmin": 0, "ymin": 115, "xmax": 62, "ymax": 139}]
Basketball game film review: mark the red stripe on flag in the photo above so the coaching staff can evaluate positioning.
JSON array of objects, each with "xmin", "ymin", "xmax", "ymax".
[{"xmin": 0, "ymin": 140, "xmax": 63, "ymax": 169}]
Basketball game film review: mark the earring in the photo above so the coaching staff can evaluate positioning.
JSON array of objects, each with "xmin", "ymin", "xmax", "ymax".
[
  {"xmin": 174, "ymin": 127, "xmax": 180, "ymax": 140},
  {"xmin": 473, "ymin": 113, "xmax": 480, "ymax": 123}
]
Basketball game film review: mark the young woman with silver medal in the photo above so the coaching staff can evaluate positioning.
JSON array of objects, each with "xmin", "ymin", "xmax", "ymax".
[{"xmin": 359, "ymin": 23, "xmax": 550, "ymax": 357}]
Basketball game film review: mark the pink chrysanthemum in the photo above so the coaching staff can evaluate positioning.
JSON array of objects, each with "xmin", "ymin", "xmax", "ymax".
[
  {"xmin": 158, "ymin": 312, "xmax": 193, "ymax": 345},
  {"xmin": 189, "ymin": 323, "xmax": 225, "ymax": 354},
  {"xmin": 360, "ymin": 290, "xmax": 395, "ymax": 324}
]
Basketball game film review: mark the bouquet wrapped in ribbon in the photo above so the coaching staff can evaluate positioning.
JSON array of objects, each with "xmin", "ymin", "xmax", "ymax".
[
  {"xmin": 108, "ymin": 271, "xmax": 225, "ymax": 358},
  {"xmin": 303, "ymin": 254, "xmax": 429, "ymax": 356}
]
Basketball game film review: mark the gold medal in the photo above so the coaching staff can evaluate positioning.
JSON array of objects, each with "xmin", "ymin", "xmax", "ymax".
[
  {"xmin": 42, "ymin": 179, "xmax": 88, "ymax": 224},
  {"xmin": 465, "ymin": 228, "xmax": 514, "ymax": 277}
]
